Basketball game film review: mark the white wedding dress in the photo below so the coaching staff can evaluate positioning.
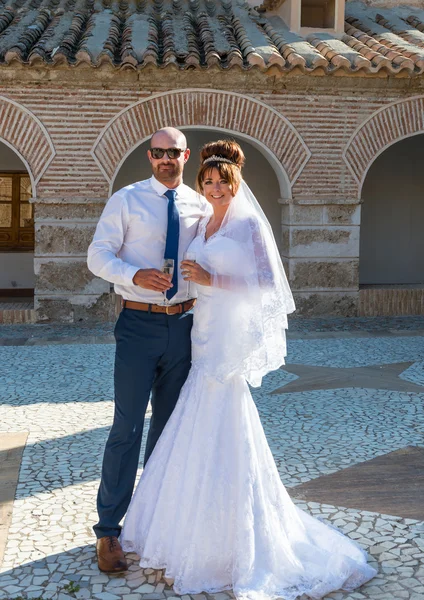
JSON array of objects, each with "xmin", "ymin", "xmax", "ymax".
[{"xmin": 120, "ymin": 218, "xmax": 376, "ymax": 600}]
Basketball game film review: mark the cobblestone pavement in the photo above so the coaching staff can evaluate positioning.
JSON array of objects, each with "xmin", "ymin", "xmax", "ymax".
[
  {"xmin": 0, "ymin": 316, "xmax": 423, "ymax": 345},
  {"xmin": 0, "ymin": 322, "xmax": 423, "ymax": 600}
]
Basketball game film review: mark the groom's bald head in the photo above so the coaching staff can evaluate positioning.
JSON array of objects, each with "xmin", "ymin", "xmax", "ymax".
[
  {"xmin": 150, "ymin": 127, "xmax": 187, "ymax": 150},
  {"xmin": 148, "ymin": 127, "xmax": 190, "ymax": 187}
]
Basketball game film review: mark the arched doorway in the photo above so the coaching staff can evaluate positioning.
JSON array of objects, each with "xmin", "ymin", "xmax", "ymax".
[
  {"xmin": 359, "ymin": 135, "xmax": 424, "ymax": 314},
  {"xmin": 360, "ymin": 135, "xmax": 424, "ymax": 285},
  {"xmin": 0, "ymin": 142, "xmax": 34, "ymax": 300},
  {"xmin": 112, "ymin": 129, "xmax": 284, "ymax": 243}
]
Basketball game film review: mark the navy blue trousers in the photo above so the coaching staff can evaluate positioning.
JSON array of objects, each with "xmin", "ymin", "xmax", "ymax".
[{"xmin": 93, "ymin": 307, "xmax": 193, "ymax": 539}]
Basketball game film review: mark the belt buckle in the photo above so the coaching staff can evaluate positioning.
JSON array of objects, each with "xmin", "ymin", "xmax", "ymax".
[{"xmin": 165, "ymin": 304, "xmax": 173, "ymax": 315}]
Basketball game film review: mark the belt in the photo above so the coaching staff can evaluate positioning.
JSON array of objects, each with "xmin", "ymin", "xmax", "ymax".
[{"xmin": 122, "ymin": 298, "xmax": 196, "ymax": 315}]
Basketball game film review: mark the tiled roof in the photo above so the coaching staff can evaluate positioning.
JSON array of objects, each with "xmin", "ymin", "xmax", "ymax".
[{"xmin": 0, "ymin": 0, "xmax": 424, "ymax": 75}]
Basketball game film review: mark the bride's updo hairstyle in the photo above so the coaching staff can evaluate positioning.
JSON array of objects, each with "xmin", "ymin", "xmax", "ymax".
[{"xmin": 196, "ymin": 140, "xmax": 245, "ymax": 195}]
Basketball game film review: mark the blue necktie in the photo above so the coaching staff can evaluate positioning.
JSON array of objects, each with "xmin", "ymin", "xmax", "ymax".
[{"xmin": 164, "ymin": 189, "xmax": 180, "ymax": 300}]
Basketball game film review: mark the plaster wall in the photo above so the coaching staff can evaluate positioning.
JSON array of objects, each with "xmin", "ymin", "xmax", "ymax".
[{"xmin": 0, "ymin": 253, "xmax": 35, "ymax": 288}]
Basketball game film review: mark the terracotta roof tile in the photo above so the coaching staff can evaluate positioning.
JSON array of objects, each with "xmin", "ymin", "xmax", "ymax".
[
  {"xmin": 345, "ymin": 5, "xmax": 424, "ymax": 73},
  {"xmin": 375, "ymin": 11, "xmax": 424, "ymax": 48},
  {"xmin": 0, "ymin": 0, "xmax": 423, "ymax": 75},
  {"xmin": 344, "ymin": 18, "xmax": 416, "ymax": 73},
  {"xmin": 341, "ymin": 31, "xmax": 392, "ymax": 71},
  {"xmin": 121, "ymin": 11, "xmax": 157, "ymax": 67},
  {"xmin": 262, "ymin": 16, "xmax": 328, "ymax": 70},
  {"xmin": 232, "ymin": 4, "xmax": 284, "ymax": 67},
  {"xmin": 307, "ymin": 32, "xmax": 369, "ymax": 70}
]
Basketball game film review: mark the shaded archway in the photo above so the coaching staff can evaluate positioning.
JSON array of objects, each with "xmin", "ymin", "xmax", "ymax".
[
  {"xmin": 113, "ymin": 128, "xmax": 284, "ymax": 241},
  {"xmin": 359, "ymin": 135, "xmax": 424, "ymax": 316},
  {"xmin": 360, "ymin": 135, "xmax": 424, "ymax": 286},
  {"xmin": 344, "ymin": 96, "xmax": 424, "ymax": 195},
  {"xmin": 0, "ymin": 96, "xmax": 55, "ymax": 321}
]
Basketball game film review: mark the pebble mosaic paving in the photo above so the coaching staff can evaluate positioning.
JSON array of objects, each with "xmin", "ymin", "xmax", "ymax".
[{"xmin": 0, "ymin": 332, "xmax": 423, "ymax": 600}]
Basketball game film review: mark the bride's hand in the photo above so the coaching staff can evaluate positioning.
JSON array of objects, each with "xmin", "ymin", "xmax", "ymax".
[{"xmin": 181, "ymin": 260, "xmax": 212, "ymax": 286}]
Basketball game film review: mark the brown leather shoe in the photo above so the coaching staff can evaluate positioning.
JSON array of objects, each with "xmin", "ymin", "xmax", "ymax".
[{"xmin": 96, "ymin": 536, "xmax": 128, "ymax": 573}]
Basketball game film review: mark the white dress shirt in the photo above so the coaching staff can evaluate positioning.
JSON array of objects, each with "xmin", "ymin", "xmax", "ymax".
[{"xmin": 87, "ymin": 176, "xmax": 209, "ymax": 304}]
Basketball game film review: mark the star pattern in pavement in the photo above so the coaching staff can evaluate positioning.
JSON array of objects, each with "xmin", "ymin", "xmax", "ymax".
[
  {"xmin": 271, "ymin": 361, "xmax": 424, "ymax": 394},
  {"xmin": 289, "ymin": 446, "xmax": 424, "ymax": 520}
]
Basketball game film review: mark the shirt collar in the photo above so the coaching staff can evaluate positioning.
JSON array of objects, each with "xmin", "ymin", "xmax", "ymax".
[{"xmin": 150, "ymin": 175, "xmax": 185, "ymax": 198}]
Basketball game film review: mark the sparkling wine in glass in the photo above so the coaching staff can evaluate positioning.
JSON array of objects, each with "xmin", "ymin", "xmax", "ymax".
[
  {"xmin": 162, "ymin": 258, "xmax": 174, "ymax": 304},
  {"xmin": 184, "ymin": 252, "xmax": 196, "ymax": 298}
]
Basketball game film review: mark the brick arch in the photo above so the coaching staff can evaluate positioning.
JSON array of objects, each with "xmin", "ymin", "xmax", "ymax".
[
  {"xmin": 0, "ymin": 96, "xmax": 55, "ymax": 191},
  {"xmin": 91, "ymin": 89, "xmax": 311, "ymax": 191},
  {"xmin": 344, "ymin": 96, "xmax": 424, "ymax": 196}
]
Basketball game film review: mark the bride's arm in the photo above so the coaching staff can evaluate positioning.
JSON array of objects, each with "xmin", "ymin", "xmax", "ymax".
[{"xmin": 180, "ymin": 260, "xmax": 250, "ymax": 291}]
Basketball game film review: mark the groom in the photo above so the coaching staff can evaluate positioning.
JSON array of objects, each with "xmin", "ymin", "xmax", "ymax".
[{"xmin": 87, "ymin": 127, "xmax": 207, "ymax": 573}]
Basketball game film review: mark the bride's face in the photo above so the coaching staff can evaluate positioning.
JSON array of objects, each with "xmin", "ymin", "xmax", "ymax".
[{"xmin": 202, "ymin": 168, "xmax": 234, "ymax": 208}]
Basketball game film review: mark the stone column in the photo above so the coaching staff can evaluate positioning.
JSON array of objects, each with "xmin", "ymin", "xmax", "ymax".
[
  {"xmin": 281, "ymin": 199, "xmax": 361, "ymax": 317},
  {"xmin": 33, "ymin": 198, "xmax": 116, "ymax": 323}
]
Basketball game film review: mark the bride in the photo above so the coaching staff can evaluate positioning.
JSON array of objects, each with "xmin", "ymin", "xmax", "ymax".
[{"xmin": 120, "ymin": 140, "xmax": 376, "ymax": 600}]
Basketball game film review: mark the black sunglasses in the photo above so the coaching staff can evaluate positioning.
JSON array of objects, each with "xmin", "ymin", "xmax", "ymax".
[{"xmin": 150, "ymin": 147, "xmax": 186, "ymax": 159}]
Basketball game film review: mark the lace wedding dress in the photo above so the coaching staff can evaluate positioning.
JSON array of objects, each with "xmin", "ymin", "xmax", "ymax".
[{"xmin": 120, "ymin": 216, "xmax": 376, "ymax": 600}]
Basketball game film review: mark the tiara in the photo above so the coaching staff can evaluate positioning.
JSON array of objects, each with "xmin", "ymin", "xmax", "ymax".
[{"xmin": 203, "ymin": 155, "xmax": 237, "ymax": 166}]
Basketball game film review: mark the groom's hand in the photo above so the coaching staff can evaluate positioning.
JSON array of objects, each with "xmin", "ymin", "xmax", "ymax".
[{"xmin": 132, "ymin": 269, "xmax": 172, "ymax": 292}]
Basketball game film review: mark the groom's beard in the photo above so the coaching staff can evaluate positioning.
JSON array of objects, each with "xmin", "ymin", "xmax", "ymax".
[{"xmin": 152, "ymin": 161, "xmax": 183, "ymax": 183}]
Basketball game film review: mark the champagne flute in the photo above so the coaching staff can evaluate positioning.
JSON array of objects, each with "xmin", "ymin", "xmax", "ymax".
[
  {"xmin": 162, "ymin": 258, "xmax": 174, "ymax": 305},
  {"xmin": 183, "ymin": 252, "xmax": 196, "ymax": 298}
]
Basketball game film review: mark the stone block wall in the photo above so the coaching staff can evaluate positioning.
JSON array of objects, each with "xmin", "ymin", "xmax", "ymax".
[
  {"xmin": 33, "ymin": 200, "xmax": 115, "ymax": 322},
  {"xmin": 281, "ymin": 202, "xmax": 361, "ymax": 316}
]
